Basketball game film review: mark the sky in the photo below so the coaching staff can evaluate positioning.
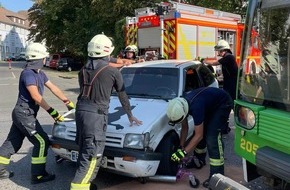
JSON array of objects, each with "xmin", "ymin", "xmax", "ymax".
[{"xmin": 0, "ymin": 0, "xmax": 33, "ymax": 12}]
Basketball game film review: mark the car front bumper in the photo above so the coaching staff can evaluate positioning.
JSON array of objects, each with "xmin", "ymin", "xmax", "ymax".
[{"xmin": 50, "ymin": 137, "xmax": 162, "ymax": 177}]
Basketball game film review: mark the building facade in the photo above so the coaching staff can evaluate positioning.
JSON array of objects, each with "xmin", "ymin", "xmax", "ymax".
[{"xmin": 0, "ymin": 7, "xmax": 30, "ymax": 60}]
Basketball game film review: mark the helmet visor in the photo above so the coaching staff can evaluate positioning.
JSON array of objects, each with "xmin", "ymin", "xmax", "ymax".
[
  {"xmin": 125, "ymin": 47, "xmax": 134, "ymax": 52},
  {"xmin": 168, "ymin": 115, "xmax": 185, "ymax": 126}
]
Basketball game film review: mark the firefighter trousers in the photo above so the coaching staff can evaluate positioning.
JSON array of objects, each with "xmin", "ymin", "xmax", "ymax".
[
  {"xmin": 0, "ymin": 104, "xmax": 50, "ymax": 176},
  {"xmin": 195, "ymin": 103, "xmax": 232, "ymax": 179},
  {"xmin": 71, "ymin": 109, "xmax": 107, "ymax": 190}
]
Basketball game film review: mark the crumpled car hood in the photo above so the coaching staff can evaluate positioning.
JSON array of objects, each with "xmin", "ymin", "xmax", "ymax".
[
  {"xmin": 107, "ymin": 96, "xmax": 168, "ymax": 134},
  {"xmin": 60, "ymin": 96, "xmax": 169, "ymax": 135}
]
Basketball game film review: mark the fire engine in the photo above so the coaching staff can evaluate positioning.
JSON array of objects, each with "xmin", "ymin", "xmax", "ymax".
[
  {"xmin": 125, "ymin": 1, "xmax": 243, "ymax": 61},
  {"xmin": 124, "ymin": 1, "xmax": 262, "ymax": 84}
]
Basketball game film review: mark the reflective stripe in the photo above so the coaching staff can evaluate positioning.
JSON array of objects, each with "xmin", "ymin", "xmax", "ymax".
[
  {"xmin": 31, "ymin": 133, "xmax": 46, "ymax": 164},
  {"xmin": 70, "ymin": 183, "xmax": 90, "ymax": 190},
  {"xmin": 32, "ymin": 156, "xmax": 46, "ymax": 164},
  {"xmin": 195, "ymin": 147, "xmax": 207, "ymax": 154},
  {"xmin": 35, "ymin": 133, "xmax": 45, "ymax": 158},
  {"xmin": 81, "ymin": 157, "xmax": 97, "ymax": 184},
  {"xmin": 209, "ymin": 158, "xmax": 224, "ymax": 166},
  {"xmin": 217, "ymin": 132, "xmax": 224, "ymax": 161},
  {"xmin": 209, "ymin": 132, "xmax": 224, "ymax": 166},
  {"xmin": 0, "ymin": 156, "xmax": 10, "ymax": 165}
]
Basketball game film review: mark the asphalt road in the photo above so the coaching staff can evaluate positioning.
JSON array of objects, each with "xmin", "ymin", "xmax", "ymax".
[{"xmin": 0, "ymin": 61, "xmax": 273, "ymax": 190}]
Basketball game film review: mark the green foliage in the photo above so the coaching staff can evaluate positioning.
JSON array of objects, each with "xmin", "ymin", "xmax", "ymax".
[{"xmin": 28, "ymin": 0, "xmax": 246, "ymax": 59}]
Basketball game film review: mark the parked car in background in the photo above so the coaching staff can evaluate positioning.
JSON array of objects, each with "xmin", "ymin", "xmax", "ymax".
[
  {"xmin": 49, "ymin": 53, "xmax": 61, "ymax": 69},
  {"xmin": 15, "ymin": 52, "xmax": 26, "ymax": 61},
  {"xmin": 56, "ymin": 57, "xmax": 83, "ymax": 71},
  {"xmin": 5, "ymin": 56, "xmax": 15, "ymax": 61},
  {"xmin": 50, "ymin": 60, "xmax": 217, "ymax": 180}
]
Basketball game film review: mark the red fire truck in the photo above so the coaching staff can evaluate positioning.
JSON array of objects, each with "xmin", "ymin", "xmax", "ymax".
[{"xmin": 124, "ymin": 1, "xmax": 261, "ymax": 80}]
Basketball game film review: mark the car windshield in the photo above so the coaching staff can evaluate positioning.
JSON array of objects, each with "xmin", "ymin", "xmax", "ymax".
[{"xmin": 117, "ymin": 67, "xmax": 179, "ymax": 99}]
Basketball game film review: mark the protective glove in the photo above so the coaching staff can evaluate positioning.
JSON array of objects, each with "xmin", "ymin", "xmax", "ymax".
[
  {"xmin": 171, "ymin": 149, "xmax": 187, "ymax": 162},
  {"xmin": 64, "ymin": 100, "xmax": 75, "ymax": 111},
  {"xmin": 47, "ymin": 107, "xmax": 64, "ymax": 122}
]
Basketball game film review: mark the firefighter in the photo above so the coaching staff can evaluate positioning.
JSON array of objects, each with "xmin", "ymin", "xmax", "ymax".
[
  {"xmin": 70, "ymin": 34, "xmax": 142, "ymax": 190},
  {"xmin": 166, "ymin": 87, "xmax": 232, "ymax": 188},
  {"xmin": 204, "ymin": 40, "xmax": 238, "ymax": 102},
  {"xmin": 0, "ymin": 42, "xmax": 75, "ymax": 184},
  {"xmin": 204, "ymin": 40, "xmax": 238, "ymax": 134},
  {"xmin": 124, "ymin": 45, "xmax": 145, "ymax": 62}
]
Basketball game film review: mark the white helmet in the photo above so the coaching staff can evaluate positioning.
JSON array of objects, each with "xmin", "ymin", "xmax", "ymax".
[
  {"xmin": 166, "ymin": 97, "xmax": 189, "ymax": 126},
  {"xmin": 125, "ymin": 45, "xmax": 138, "ymax": 54},
  {"xmin": 88, "ymin": 34, "xmax": 115, "ymax": 58},
  {"xmin": 214, "ymin": 40, "xmax": 230, "ymax": 51},
  {"xmin": 25, "ymin": 43, "xmax": 49, "ymax": 60}
]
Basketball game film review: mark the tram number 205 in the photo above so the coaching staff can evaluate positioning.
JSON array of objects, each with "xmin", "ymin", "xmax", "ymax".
[{"xmin": 240, "ymin": 138, "xmax": 258, "ymax": 155}]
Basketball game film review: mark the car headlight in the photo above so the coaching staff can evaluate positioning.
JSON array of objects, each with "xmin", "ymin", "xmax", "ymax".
[
  {"xmin": 52, "ymin": 124, "xmax": 67, "ymax": 138},
  {"xmin": 235, "ymin": 105, "xmax": 256, "ymax": 129},
  {"xmin": 124, "ymin": 133, "xmax": 150, "ymax": 149}
]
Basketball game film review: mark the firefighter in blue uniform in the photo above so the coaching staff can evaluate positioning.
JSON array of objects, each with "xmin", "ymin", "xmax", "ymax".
[
  {"xmin": 70, "ymin": 34, "xmax": 142, "ymax": 190},
  {"xmin": 0, "ymin": 42, "xmax": 75, "ymax": 184},
  {"xmin": 166, "ymin": 87, "xmax": 232, "ymax": 188}
]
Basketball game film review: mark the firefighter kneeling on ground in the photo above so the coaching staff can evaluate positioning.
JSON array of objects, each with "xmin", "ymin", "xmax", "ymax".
[
  {"xmin": 166, "ymin": 87, "xmax": 232, "ymax": 188},
  {"xmin": 70, "ymin": 34, "xmax": 142, "ymax": 190}
]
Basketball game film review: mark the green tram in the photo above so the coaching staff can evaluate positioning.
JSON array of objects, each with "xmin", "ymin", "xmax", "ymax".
[{"xmin": 234, "ymin": 0, "xmax": 290, "ymax": 188}]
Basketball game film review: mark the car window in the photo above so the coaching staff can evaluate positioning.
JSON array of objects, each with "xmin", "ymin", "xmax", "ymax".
[
  {"xmin": 185, "ymin": 67, "xmax": 200, "ymax": 92},
  {"xmin": 121, "ymin": 67, "xmax": 179, "ymax": 99},
  {"xmin": 184, "ymin": 64, "xmax": 215, "ymax": 93}
]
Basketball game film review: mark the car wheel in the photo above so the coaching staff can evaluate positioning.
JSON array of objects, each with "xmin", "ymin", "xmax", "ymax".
[
  {"xmin": 68, "ymin": 67, "xmax": 72, "ymax": 72},
  {"xmin": 155, "ymin": 132, "xmax": 179, "ymax": 175}
]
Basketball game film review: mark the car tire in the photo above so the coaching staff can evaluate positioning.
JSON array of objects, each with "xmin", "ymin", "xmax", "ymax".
[{"xmin": 155, "ymin": 132, "xmax": 179, "ymax": 176}]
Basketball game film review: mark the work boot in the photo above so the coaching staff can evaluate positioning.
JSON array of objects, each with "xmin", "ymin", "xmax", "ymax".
[
  {"xmin": 31, "ymin": 172, "xmax": 55, "ymax": 184},
  {"xmin": 186, "ymin": 156, "xmax": 206, "ymax": 169},
  {"xmin": 0, "ymin": 169, "xmax": 14, "ymax": 179}
]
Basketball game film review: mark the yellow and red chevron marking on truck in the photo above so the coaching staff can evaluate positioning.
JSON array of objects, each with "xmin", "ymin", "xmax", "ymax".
[
  {"xmin": 163, "ymin": 20, "xmax": 176, "ymax": 59},
  {"xmin": 125, "ymin": 24, "xmax": 138, "ymax": 46}
]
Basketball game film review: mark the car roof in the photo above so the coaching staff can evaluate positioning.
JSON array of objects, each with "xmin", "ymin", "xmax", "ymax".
[{"xmin": 126, "ymin": 59, "xmax": 201, "ymax": 69}]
